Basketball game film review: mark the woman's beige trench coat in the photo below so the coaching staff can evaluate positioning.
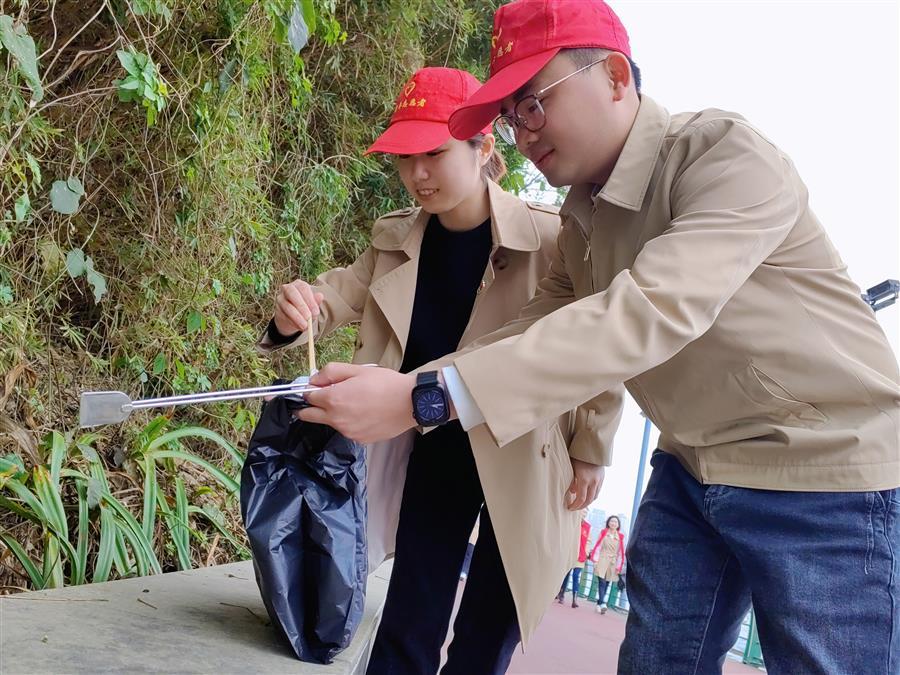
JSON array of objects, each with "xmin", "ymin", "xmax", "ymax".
[{"xmin": 258, "ymin": 179, "xmax": 621, "ymax": 645}]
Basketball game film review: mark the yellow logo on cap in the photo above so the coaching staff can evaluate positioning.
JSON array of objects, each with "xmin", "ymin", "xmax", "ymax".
[
  {"xmin": 491, "ymin": 27, "xmax": 514, "ymax": 60},
  {"xmin": 398, "ymin": 97, "xmax": 427, "ymax": 110},
  {"xmin": 396, "ymin": 80, "xmax": 426, "ymax": 111}
]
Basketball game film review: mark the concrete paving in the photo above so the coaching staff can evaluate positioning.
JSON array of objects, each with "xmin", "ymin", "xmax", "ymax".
[{"xmin": 0, "ymin": 560, "xmax": 392, "ymax": 675}]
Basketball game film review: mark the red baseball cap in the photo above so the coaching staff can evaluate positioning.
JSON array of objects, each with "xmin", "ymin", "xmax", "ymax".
[
  {"xmin": 365, "ymin": 67, "xmax": 492, "ymax": 155},
  {"xmin": 448, "ymin": 0, "xmax": 631, "ymax": 140}
]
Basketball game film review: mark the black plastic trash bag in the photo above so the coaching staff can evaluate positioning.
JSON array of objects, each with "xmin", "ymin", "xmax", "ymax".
[{"xmin": 240, "ymin": 393, "xmax": 368, "ymax": 664}]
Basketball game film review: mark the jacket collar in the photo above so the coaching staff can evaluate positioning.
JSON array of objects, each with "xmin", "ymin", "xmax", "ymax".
[
  {"xmin": 370, "ymin": 179, "xmax": 542, "ymax": 258},
  {"xmin": 561, "ymin": 94, "xmax": 671, "ymax": 220}
]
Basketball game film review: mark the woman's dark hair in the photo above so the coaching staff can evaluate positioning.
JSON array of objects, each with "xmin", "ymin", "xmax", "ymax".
[
  {"xmin": 606, "ymin": 515, "xmax": 621, "ymax": 529},
  {"xmin": 564, "ymin": 47, "xmax": 642, "ymax": 94},
  {"xmin": 467, "ymin": 133, "xmax": 507, "ymax": 182}
]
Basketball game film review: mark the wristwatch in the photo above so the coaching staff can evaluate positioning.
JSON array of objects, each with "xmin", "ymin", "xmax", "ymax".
[{"xmin": 411, "ymin": 371, "xmax": 450, "ymax": 426}]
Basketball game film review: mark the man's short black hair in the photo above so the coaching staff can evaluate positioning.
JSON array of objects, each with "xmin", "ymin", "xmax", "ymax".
[{"xmin": 564, "ymin": 47, "xmax": 642, "ymax": 94}]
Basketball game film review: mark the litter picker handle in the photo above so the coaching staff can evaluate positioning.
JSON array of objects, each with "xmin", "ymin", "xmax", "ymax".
[{"xmin": 128, "ymin": 382, "xmax": 320, "ymax": 410}]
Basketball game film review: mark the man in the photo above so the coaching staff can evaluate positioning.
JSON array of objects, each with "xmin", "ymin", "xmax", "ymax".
[{"xmin": 300, "ymin": 1, "xmax": 899, "ymax": 672}]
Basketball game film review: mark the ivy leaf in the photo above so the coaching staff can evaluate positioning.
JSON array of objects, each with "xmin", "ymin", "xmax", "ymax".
[
  {"xmin": 287, "ymin": 4, "xmax": 310, "ymax": 53},
  {"xmin": 50, "ymin": 179, "xmax": 82, "ymax": 214},
  {"xmin": 66, "ymin": 176, "xmax": 85, "ymax": 195},
  {"xmin": 0, "ymin": 284, "xmax": 13, "ymax": 306},
  {"xmin": 85, "ymin": 266, "xmax": 107, "ymax": 303},
  {"xmin": 152, "ymin": 353, "xmax": 167, "ymax": 375},
  {"xmin": 14, "ymin": 192, "xmax": 30, "ymax": 223},
  {"xmin": 66, "ymin": 248, "xmax": 87, "ymax": 278},
  {"xmin": 186, "ymin": 310, "xmax": 202, "ymax": 334},
  {"xmin": 0, "ymin": 15, "xmax": 43, "ymax": 102}
]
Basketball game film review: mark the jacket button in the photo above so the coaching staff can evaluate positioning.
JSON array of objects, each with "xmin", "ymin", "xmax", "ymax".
[{"xmin": 541, "ymin": 444, "xmax": 548, "ymax": 458}]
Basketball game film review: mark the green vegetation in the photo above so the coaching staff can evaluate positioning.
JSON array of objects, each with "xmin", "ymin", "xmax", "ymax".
[{"xmin": 0, "ymin": 0, "xmax": 524, "ymax": 590}]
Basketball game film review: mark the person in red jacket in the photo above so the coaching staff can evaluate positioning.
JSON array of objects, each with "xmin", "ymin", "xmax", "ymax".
[
  {"xmin": 589, "ymin": 516, "xmax": 626, "ymax": 614},
  {"xmin": 557, "ymin": 509, "xmax": 591, "ymax": 607}
]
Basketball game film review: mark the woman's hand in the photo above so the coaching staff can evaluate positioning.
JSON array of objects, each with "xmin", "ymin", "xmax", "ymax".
[
  {"xmin": 565, "ymin": 458, "xmax": 605, "ymax": 511},
  {"xmin": 273, "ymin": 279, "xmax": 325, "ymax": 334}
]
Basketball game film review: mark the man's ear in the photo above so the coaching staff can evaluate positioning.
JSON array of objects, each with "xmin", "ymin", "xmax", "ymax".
[{"xmin": 605, "ymin": 52, "xmax": 632, "ymax": 101}]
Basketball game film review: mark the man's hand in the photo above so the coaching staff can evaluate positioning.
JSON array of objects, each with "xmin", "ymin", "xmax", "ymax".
[
  {"xmin": 565, "ymin": 458, "xmax": 605, "ymax": 511},
  {"xmin": 297, "ymin": 363, "xmax": 417, "ymax": 443}
]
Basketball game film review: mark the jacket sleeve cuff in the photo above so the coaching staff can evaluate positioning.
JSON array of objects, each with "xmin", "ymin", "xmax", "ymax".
[
  {"xmin": 256, "ymin": 319, "xmax": 306, "ymax": 354},
  {"xmin": 267, "ymin": 319, "xmax": 302, "ymax": 345},
  {"xmin": 442, "ymin": 366, "xmax": 485, "ymax": 431},
  {"xmin": 567, "ymin": 427, "xmax": 613, "ymax": 466}
]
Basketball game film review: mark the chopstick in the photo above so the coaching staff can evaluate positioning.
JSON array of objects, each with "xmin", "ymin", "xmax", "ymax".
[{"xmin": 308, "ymin": 321, "xmax": 317, "ymax": 375}]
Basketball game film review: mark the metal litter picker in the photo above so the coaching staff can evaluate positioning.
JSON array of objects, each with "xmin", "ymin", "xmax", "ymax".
[{"xmin": 79, "ymin": 324, "xmax": 321, "ymax": 428}]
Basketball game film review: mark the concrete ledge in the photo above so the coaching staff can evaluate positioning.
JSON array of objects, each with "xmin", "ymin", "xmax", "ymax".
[{"xmin": 0, "ymin": 560, "xmax": 392, "ymax": 674}]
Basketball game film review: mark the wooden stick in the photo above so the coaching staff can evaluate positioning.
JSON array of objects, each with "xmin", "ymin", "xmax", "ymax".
[{"xmin": 307, "ymin": 321, "xmax": 317, "ymax": 375}]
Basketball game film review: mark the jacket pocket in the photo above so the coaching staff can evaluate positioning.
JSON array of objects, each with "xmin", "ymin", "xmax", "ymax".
[
  {"xmin": 731, "ymin": 363, "xmax": 827, "ymax": 426},
  {"xmin": 545, "ymin": 422, "xmax": 575, "ymax": 492}
]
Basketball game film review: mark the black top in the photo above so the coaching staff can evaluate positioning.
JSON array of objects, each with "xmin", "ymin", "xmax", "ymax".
[
  {"xmin": 402, "ymin": 214, "xmax": 492, "ymax": 453},
  {"xmin": 268, "ymin": 213, "xmax": 494, "ymax": 454},
  {"xmin": 399, "ymin": 215, "xmax": 492, "ymax": 374}
]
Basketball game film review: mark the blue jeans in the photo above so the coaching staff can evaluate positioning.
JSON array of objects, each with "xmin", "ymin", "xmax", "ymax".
[
  {"xmin": 596, "ymin": 578, "xmax": 610, "ymax": 606},
  {"xmin": 619, "ymin": 451, "xmax": 899, "ymax": 675},
  {"xmin": 560, "ymin": 566, "xmax": 582, "ymax": 600}
]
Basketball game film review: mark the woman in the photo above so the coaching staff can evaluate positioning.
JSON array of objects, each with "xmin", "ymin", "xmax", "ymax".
[
  {"xmin": 258, "ymin": 67, "xmax": 612, "ymax": 674},
  {"xmin": 557, "ymin": 508, "xmax": 591, "ymax": 607},
  {"xmin": 589, "ymin": 515, "xmax": 626, "ymax": 614}
]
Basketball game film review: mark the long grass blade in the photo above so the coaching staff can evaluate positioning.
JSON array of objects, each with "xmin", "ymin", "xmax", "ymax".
[
  {"xmin": 41, "ymin": 533, "xmax": 64, "ymax": 589},
  {"xmin": 33, "ymin": 466, "xmax": 68, "ymax": 541},
  {"xmin": 148, "ymin": 427, "xmax": 244, "ymax": 467},
  {"xmin": 141, "ymin": 455, "xmax": 158, "ymax": 542},
  {"xmin": 46, "ymin": 431, "xmax": 66, "ymax": 491},
  {"xmin": 72, "ymin": 480, "xmax": 89, "ymax": 586},
  {"xmin": 103, "ymin": 496, "xmax": 162, "ymax": 575},
  {"xmin": 93, "ymin": 506, "xmax": 116, "ymax": 583},
  {"xmin": 0, "ymin": 531, "xmax": 45, "ymax": 589}
]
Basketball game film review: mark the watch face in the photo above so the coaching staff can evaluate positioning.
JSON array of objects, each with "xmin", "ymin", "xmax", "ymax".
[{"xmin": 415, "ymin": 389, "xmax": 446, "ymax": 423}]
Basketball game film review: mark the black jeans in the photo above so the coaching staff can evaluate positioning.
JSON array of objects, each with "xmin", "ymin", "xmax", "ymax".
[{"xmin": 367, "ymin": 425, "xmax": 520, "ymax": 675}]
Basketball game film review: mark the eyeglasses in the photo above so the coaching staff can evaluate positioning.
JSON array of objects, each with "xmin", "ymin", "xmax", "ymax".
[{"xmin": 494, "ymin": 56, "xmax": 609, "ymax": 145}]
